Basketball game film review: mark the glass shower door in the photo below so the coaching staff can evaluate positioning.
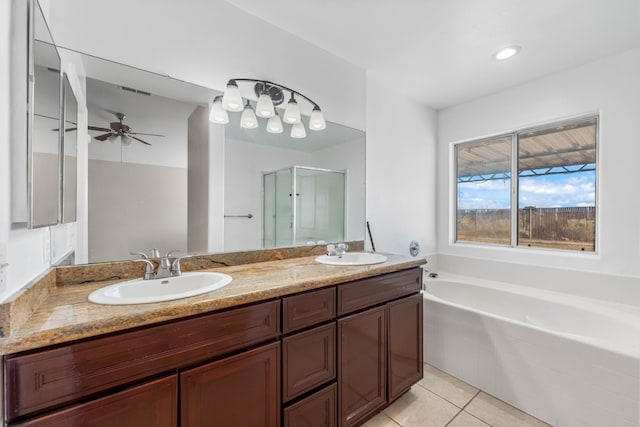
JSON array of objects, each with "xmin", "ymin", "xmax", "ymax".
[
  {"xmin": 263, "ymin": 168, "xmax": 294, "ymax": 248},
  {"xmin": 294, "ymin": 167, "xmax": 345, "ymax": 245}
]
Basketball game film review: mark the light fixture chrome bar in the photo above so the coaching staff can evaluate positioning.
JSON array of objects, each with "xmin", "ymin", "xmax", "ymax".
[{"xmin": 231, "ymin": 78, "xmax": 321, "ymax": 109}]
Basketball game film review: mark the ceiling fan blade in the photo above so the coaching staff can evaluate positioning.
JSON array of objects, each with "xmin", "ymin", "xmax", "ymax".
[
  {"xmin": 89, "ymin": 125, "xmax": 113, "ymax": 132},
  {"xmin": 94, "ymin": 133, "xmax": 113, "ymax": 141},
  {"xmin": 130, "ymin": 136, "xmax": 152, "ymax": 146},
  {"xmin": 128, "ymin": 132, "xmax": 165, "ymax": 137},
  {"xmin": 64, "ymin": 127, "xmax": 78, "ymax": 132}
]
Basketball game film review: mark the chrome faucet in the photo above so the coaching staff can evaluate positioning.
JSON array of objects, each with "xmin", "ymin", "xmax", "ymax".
[
  {"xmin": 326, "ymin": 243, "xmax": 349, "ymax": 257},
  {"xmin": 130, "ymin": 248, "xmax": 161, "ymax": 260},
  {"xmin": 132, "ymin": 250, "xmax": 188, "ymax": 280}
]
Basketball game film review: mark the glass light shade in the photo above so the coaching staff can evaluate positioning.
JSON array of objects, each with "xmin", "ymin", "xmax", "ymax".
[
  {"xmin": 120, "ymin": 135, "xmax": 132, "ymax": 145},
  {"xmin": 283, "ymin": 97, "xmax": 301, "ymax": 124},
  {"xmin": 209, "ymin": 96, "xmax": 229, "ymax": 124},
  {"xmin": 256, "ymin": 93, "xmax": 275, "ymax": 118},
  {"xmin": 107, "ymin": 134, "xmax": 118, "ymax": 142},
  {"xmin": 240, "ymin": 103, "xmax": 258, "ymax": 129},
  {"xmin": 222, "ymin": 81, "xmax": 244, "ymax": 112},
  {"xmin": 290, "ymin": 122, "xmax": 306, "ymax": 139},
  {"xmin": 266, "ymin": 114, "xmax": 283, "ymax": 134},
  {"xmin": 309, "ymin": 107, "xmax": 326, "ymax": 130}
]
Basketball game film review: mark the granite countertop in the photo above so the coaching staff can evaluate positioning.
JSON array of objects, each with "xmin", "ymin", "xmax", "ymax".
[{"xmin": 0, "ymin": 253, "xmax": 425, "ymax": 355}]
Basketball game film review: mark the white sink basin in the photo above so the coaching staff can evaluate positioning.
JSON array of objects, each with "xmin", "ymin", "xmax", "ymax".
[
  {"xmin": 88, "ymin": 272, "xmax": 233, "ymax": 305},
  {"xmin": 315, "ymin": 252, "xmax": 388, "ymax": 266}
]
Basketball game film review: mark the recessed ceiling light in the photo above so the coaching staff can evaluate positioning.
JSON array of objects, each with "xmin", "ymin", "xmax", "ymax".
[{"xmin": 494, "ymin": 45, "xmax": 521, "ymax": 61}]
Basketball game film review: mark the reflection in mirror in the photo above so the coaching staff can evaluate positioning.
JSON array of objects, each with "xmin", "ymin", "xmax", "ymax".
[
  {"xmin": 29, "ymin": 0, "xmax": 62, "ymax": 228},
  {"xmin": 62, "ymin": 75, "xmax": 77, "ymax": 223},
  {"xmin": 69, "ymin": 50, "xmax": 365, "ymax": 264}
]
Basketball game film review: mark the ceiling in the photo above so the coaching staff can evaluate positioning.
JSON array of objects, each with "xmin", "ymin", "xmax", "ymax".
[
  {"xmin": 48, "ymin": 1, "xmax": 640, "ymax": 112},
  {"xmin": 224, "ymin": 0, "xmax": 640, "ymax": 109}
]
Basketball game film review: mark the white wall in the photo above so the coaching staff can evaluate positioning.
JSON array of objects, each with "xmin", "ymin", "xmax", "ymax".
[
  {"xmin": 437, "ymin": 48, "xmax": 640, "ymax": 277},
  {"xmin": 365, "ymin": 71, "xmax": 438, "ymax": 258}
]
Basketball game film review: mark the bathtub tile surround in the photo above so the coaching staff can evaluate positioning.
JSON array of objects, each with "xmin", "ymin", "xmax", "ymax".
[
  {"xmin": 362, "ymin": 363, "xmax": 549, "ymax": 427},
  {"xmin": 423, "ymin": 270, "xmax": 640, "ymax": 427}
]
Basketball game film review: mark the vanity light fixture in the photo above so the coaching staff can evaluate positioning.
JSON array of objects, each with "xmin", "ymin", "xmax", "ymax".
[
  {"xmin": 240, "ymin": 99, "xmax": 259, "ymax": 129},
  {"xmin": 209, "ymin": 96, "xmax": 229, "ymax": 124},
  {"xmin": 494, "ymin": 45, "xmax": 521, "ymax": 60},
  {"xmin": 283, "ymin": 94, "xmax": 301, "ymax": 124},
  {"xmin": 218, "ymin": 78, "xmax": 325, "ymax": 138},
  {"xmin": 267, "ymin": 111, "xmax": 283, "ymax": 134},
  {"xmin": 291, "ymin": 122, "xmax": 306, "ymax": 139}
]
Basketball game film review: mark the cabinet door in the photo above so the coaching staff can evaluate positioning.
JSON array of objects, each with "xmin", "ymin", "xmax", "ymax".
[
  {"xmin": 13, "ymin": 375, "xmax": 177, "ymax": 427},
  {"xmin": 337, "ymin": 306, "xmax": 386, "ymax": 427},
  {"xmin": 180, "ymin": 341, "xmax": 280, "ymax": 427},
  {"xmin": 282, "ymin": 323, "xmax": 336, "ymax": 402},
  {"xmin": 388, "ymin": 294, "xmax": 423, "ymax": 401}
]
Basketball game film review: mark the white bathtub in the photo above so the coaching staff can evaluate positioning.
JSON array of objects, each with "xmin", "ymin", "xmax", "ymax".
[{"xmin": 423, "ymin": 273, "xmax": 640, "ymax": 427}]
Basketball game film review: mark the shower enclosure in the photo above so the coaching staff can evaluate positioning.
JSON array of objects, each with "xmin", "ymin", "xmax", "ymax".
[{"xmin": 263, "ymin": 166, "xmax": 345, "ymax": 248}]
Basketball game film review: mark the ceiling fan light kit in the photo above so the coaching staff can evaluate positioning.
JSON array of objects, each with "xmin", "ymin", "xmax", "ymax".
[
  {"xmin": 89, "ymin": 112, "xmax": 165, "ymax": 146},
  {"xmin": 215, "ymin": 79, "xmax": 325, "ymax": 139}
]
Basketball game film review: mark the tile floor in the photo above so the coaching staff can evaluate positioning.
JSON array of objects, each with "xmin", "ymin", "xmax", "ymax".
[{"xmin": 362, "ymin": 364, "xmax": 552, "ymax": 427}]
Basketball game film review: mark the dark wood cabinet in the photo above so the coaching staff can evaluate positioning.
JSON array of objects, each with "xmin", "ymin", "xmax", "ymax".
[
  {"xmin": 283, "ymin": 383, "xmax": 337, "ymax": 427},
  {"xmin": 388, "ymin": 293, "xmax": 423, "ymax": 401},
  {"xmin": 282, "ymin": 322, "xmax": 336, "ymax": 402},
  {"xmin": 282, "ymin": 287, "xmax": 336, "ymax": 334},
  {"xmin": 180, "ymin": 341, "xmax": 280, "ymax": 427},
  {"xmin": 13, "ymin": 376, "xmax": 178, "ymax": 427},
  {"xmin": 338, "ymin": 306, "xmax": 387, "ymax": 427},
  {"xmin": 5, "ymin": 300, "xmax": 279, "ymax": 422},
  {"xmin": 3, "ymin": 266, "xmax": 424, "ymax": 427}
]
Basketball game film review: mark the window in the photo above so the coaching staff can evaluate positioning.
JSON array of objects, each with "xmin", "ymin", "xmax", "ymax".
[{"xmin": 455, "ymin": 116, "xmax": 597, "ymax": 252}]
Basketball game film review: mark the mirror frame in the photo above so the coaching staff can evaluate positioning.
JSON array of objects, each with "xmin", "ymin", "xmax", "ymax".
[
  {"xmin": 27, "ymin": 0, "xmax": 63, "ymax": 229},
  {"xmin": 61, "ymin": 73, "xmax": 78, "ymax": 224}
]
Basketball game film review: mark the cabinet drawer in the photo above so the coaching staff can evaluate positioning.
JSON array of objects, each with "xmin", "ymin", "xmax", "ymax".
[
  {"xmin": 12, "ymin": 375, "xmax": 178, "ymax": 427},
  {"xmin": 282, "ymin": 323, "xmax": 336, "ymax": 402},
  {"xmin": 283, "ymin": 383, "xmax": 337, "ymax": 427},
  {"xmin": 5, "ymin": 300, "xmax": 280, "ymax": 421},
  {"xmin": 337, "ymin": 268, "xmax": 422, "ymax": 315},
  {"xmin": 282, "ymin": 287, "xmax": 335, "ymax": 334}
]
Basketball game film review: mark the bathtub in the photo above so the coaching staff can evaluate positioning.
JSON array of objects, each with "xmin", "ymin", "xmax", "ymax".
[{"xmin": 423, "ymin": 273, "xmax": 640, "ymax": 427}]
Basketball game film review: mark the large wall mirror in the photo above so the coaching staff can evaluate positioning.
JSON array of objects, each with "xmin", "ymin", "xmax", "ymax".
[
  {"xmin": 28, "ymin": 0, "xmax": 63, "ymax": 228},
  {"xmin": 64, "ymin": 50, "xmax": 365, "ymax": 264}
]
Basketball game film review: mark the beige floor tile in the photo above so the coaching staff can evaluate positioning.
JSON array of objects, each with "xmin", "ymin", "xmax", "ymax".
[
  {"xmin": 465, "ymin": 392, "xmax": 551, "ymax": 427},
  {"xmin": 448, "ymin": 411, "xmax": 491, "ymax": 427},
  {"xmin": 361, "ymin": 412, "xmax": 401, "ymax": 427},
  {"xmin": 418, "ymin": 364, "xmax": 479, "ymax": 407},
  {"xmin": 383, "ymin": 385, "xmax": 460, "ymax": 427}
]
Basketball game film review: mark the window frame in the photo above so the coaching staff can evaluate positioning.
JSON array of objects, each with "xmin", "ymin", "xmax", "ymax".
[{"xmin": 452, "ymin": 114, "xmax": 599, "ymax": 254}]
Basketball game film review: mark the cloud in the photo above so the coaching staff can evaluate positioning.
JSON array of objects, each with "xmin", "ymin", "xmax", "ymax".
[{"xmin": 458, "ymin": 171, "xmax": 595, "ymax": 209}]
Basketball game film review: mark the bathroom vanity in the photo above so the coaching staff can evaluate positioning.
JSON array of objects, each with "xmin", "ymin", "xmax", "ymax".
[{"xmin": 1, "ymin": 254, "xmax": 424, "ymax": 427}]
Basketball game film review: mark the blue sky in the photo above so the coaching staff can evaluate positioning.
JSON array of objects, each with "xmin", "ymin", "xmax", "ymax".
[{"xmin": 457, "ymin": 171, "xmax": 596, "ymax": 210}]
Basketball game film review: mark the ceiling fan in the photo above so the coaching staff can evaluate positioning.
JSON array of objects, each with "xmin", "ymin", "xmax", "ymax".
[{"xmin": 89, "ymin": 112, "xmax": 164, "ymax": 146}]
